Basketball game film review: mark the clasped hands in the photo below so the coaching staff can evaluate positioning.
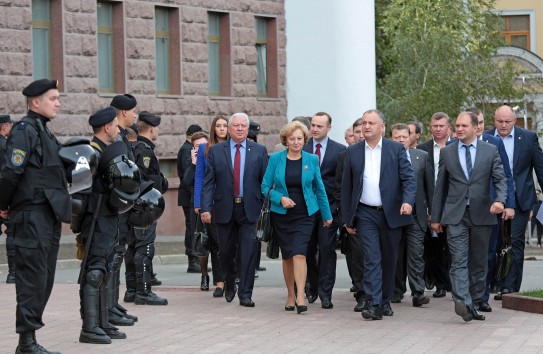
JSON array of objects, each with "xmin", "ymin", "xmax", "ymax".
[{"xmin": 280, "ymin": 196, "xmax": 332, "ymax": 227}]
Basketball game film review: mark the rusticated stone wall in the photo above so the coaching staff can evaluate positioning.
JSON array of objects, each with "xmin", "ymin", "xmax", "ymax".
[{"xmin": 0, "ymin": 0, "xmax": 287, "ymax": 235}]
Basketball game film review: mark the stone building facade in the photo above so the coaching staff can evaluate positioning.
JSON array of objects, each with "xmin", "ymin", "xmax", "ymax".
[{"xmin": 0, "ymin": 0, "xmax": 288, "ymax": 235}]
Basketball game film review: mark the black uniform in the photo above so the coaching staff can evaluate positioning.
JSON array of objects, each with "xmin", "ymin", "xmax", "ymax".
[
  {"xmin": 0, "ymin": 110, "xmax": 70, "ymax": 334},
  {"xmin": 130, "ymin": 135, "xmax": 168, "ymax": 304},
  {"xmin": 77, "ymin": 137, "xmax": 125, "ymax": 343},
  {"xmin": 0, "ymin": 133, "xmax": 15, "ymax": 282}
]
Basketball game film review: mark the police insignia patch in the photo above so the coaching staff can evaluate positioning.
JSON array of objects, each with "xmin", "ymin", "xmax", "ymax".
[
  {"xmin": 11, "ymin": 149, "xmax": 26, "ymax": 166},
  {"xmin": 143, "ymin": 156, "xmax": 151, "ymax": 168}
]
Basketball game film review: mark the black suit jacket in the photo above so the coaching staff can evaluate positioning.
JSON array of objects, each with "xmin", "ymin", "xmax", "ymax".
[
  {"xmin": 416, "ymin": 139, "xmax": 438, "ymax": 187},
  {"xmin": 303, "ymin": 137, "xmax": 346, "ymax": 214},
  {"xmin": 486, "ymin": 126, "xmax": 543, "ymax": 212},
  {"xmin": 176, "ymin": 140, "xmax": 193, "ymax": 207},
  {"xmin": 341, "ymin": 138, "xmax": 416, "ymax": 229},
  {"xmin": 409, "ymin": 148, "xmax": 433, "ymax": 231}
]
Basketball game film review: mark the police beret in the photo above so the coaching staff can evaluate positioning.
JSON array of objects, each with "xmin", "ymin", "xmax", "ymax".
[
  {"xmin": 89, "ymin": 107, "xmax": 117, "ymax": 127},
  {"xmin": 110, "ymin": 94, "xmax": 137, "ymax": 110},
  {"xmin": 249, "ymin": 121, "xmax": 260, "ymax": 133},
  {"xmin": 0, "ymin": 114, "xmax": 14, "ymax": 124},
  {"xmin": 138, "ymin": 111, "xmax": 161, "ymax": 127},
  {"xmin": 186, "ymin": 124, "xmax": 203, "ymax": 135},
  {"xmin": 22, "ymin": 79, "xmax": 58, "ymax": 97}
]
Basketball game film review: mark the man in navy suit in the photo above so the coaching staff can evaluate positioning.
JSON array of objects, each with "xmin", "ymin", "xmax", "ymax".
[
  {"xmin": 303, "ymin": 112, "xmax": 346, "ymax": 309},
  {"xmin": 201, "ymin": 113, "xmax": 268, "ymax": 307},
  {"xmin": 341, "ymin": 109, "xmax": 416, "ymax": 320},
  {"xmin": 486, "ymin": 105, "xmax": 543, "ymax": 298}
]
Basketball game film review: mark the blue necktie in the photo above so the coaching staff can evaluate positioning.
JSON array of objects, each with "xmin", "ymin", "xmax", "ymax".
[{"xmin": 464, "ymin": 144, "xmax": 473, "ymax": 179}]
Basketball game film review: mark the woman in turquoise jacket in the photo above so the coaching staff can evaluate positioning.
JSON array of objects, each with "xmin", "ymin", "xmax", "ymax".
[{"xmin": 261, "ymin": 121, "xmax": 332, "ymax": 314}]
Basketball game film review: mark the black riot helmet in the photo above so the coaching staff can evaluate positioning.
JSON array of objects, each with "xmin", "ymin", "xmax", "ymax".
[
  {"xmin": 59, "ymin": 137, "xmax": 99, "ymax": 194},
  {"xmin": 128, "ymin": 181, "xmax": 165, "ymax": 229},
  {"xmin": 100, "ymin": 141, "xmax": 141, "ymax": 213}
]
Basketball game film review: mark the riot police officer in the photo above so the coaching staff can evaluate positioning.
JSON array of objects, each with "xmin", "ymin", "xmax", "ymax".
[
  {"xmin": 128, "ymin": 111, "xmax": 168, "ymax": 305},
  {"xmin": 0, "ymin": 114, "xmax": 15, "ymax": 283},
  {"xmin": 108, "ymin": 94, "xmax": 139, "ymax": 325},
  {"xmin": 0, "ymin": 79, "xmax": 70, "ymax": 354},
  {"xmin": 75, "ymin": 107, "xmax": 140, "ymax": 344}
]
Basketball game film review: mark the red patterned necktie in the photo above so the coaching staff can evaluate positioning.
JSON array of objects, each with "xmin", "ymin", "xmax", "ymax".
[
  {"xmin": 315, "ymin": 143, "xmax": 322, "ymax": 165},
  {"xmin": 234, "ymin": 143, "xmax": 241, "ymax": 196}
]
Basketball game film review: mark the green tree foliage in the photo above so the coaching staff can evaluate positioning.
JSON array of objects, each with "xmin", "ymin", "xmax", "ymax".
[{"xmin": 377, "ymin": 0, "xmax": 523, "ymax": 131}]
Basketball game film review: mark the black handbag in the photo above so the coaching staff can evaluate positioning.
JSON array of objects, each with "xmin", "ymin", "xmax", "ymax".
[
  {"xmin": 255, "ymin": 190, "xmax": 272, "ymax": 242},
  {"xmin": 495, "ymin": 218, "xmax": 512, "ymax": 281},
  {"xmin": 192, "ymin": 213, "xmax": 210, "ymax": 257},
  {"xmin": 266, "ymin": 232, "xmax": 280, "ymax": 259}
]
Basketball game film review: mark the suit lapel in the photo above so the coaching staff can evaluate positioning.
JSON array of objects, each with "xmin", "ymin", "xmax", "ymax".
[
  {"xmin": 513, "ymin": 128, "xmax": 521, "ymax": 170},
  {"xmin": 379, "ymin": 139, "xmax": 388, "ymax": 180},
  {"xmin": 301, "ymin": 151, "xmax": 309, "ymax": 187},
  {"xmin": 223, "ymin": 140, "xmax": 233, "ymax": 175},
  {"xmin": 451, "ymin": 141, "xmax": 468, "ymax": 182}
]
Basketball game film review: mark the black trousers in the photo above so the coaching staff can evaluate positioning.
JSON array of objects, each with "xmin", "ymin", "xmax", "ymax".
[
  {"xmin": 11, "ymin": 207, "xmax": 60, "ymax": 334},
  {"xmin": 216, "ymin": 204, "xmax": 258, "ymax": 300}
]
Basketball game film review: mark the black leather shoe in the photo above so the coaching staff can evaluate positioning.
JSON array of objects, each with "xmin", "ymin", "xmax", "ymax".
[
  {"xmin": 213, "ymin": 287, "xmax": 224, "ymax": 298},
  {"xmin": 321, "ymin": 298, "xmax": 334, "ymax": 309},
  {"xmin": 350, "ymin": 286, "xmax": 356, "ymax": 293},
  {"xmin": 476, "ymin": 301, "xmax": 492, "ymax": 312},
  {"xmin": 257, "ymin": 267, "xmax": 266, "ymax": 271},
  {"xmin": 79, "ymin": 328, "xmax": 112, "ymax": 344},
  {"xmin": 425, "ymin": 280, "xmax": 434, "ymax": 290},
  {"xmin": 239, "ymin": 298, "xmax": 255, "ymax": 307},
  {"xmin": 454, "ymin": 301, "xmax": 473, "ymax": 322},
  {"xmin": 382, "ymin": 302, "xmax": 394, "ymax": 316},
  {"xmin": 134, "ymin": 291, "xmax": 168, "ymax": 305},
  {"xmin": 200, "ymin": 275, "xmax": 210, "ymax": 291},
  {"xmin": 471, "ymin": 308, "xmax": 486, "ymax": 321},
  {"xmin": 433, "ymin": 289, "xmax": 446, "ymax": 298},
  {"xmin": 285, "ymin": 304, "xmax": 295, "ymax": 311},
  {"xmin": 296, "ymin": 304, "xmax": 307, "ymax": 314},
  {"xmin": 354, "ymin": 299, "xmax": 368, "ymax": 312},
  {"xmin": 101, "ymin": 324, "xmax": 127, "ymax": 339},
  {"xmin": 307, "ymin": 292, "xmax": 318, "ymax": 304},
  {"xmin": 494, "ymin": 288, "xmax": 510, "ymax": 301},
  {"xmin": 6, "ymin": 273, "xmax": 15, "ymax": 284},
  {"xmin": 391, "ymin": 295, "xmax": 403, "ymax": 303},
  {"xmin": 108, "ymin": 311, "xmax": 134, "ymax": 326},
  {"xmin": 412, "ymin": 293, "xmax": 430, "ymax": 307},
  {"xmin": 362, "ymin": 304, "xmax": 383, "ymax": 320},
  {"xmin": 225, "ymin": 289, "xmax": 236, "ymax": 302},
  {"xmin": 150, "ymin": 277, "xmax": 162, "ymax": 286}
]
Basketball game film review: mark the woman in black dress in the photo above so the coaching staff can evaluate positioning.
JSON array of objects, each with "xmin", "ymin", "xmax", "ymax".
[{"xmin": 261, "ymin": 121, "xmax": 332, "ymax": 314}]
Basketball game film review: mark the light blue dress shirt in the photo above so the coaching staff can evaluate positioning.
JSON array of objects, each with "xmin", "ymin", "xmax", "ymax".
[
  {"xmin": 458, "ymin": 138, "xmax": 477, "ymax": 181},
  {"xmin": 494, "ymin": 127, "xmax": 514, "ymax": 176},
  {"xmin": 230, "ymin": 139, "xmax": 246, "ymax": 197}
]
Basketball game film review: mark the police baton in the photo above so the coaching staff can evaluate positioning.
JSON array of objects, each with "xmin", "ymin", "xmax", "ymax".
[{"xmin": 77, "ymin": 194, "xmax": 103, "ymax": 284}]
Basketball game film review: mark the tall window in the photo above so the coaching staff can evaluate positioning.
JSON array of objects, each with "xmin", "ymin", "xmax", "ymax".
[
  {"xmin": 155, "ymin": 7, "xmax": 180, "ymax": 95},
  {"xmin": 254, "ymin": 17, "xmax": 278, "ymax": 98},
  {"xmin": 208, "ymin": 12, "xmax": 231, "ymax": 96},
  {"xmin": 32, "ymin": 0, "xmax": 63, "ymax": 89},
  {"xmin": 97, "ymin": 2, "xmax": 114, "ymax": 92},
  {"xmin": 155, "ymin": 8, "xmax": 169, "ymax": 94},
  {"xmin": 255, "ymin": 17, "xmax": 267, "ymax": 96},
  {"xmin": 32, "ymin": 0, "xmax": 51, "ymax": 80},
  {"xmin": 501, "ymin": 15, "xmax": 530, "ymax": 50}
]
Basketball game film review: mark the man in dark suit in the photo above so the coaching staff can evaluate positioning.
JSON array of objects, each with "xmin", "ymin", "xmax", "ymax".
[
  {"xmin": 486, "ymin": 105, "xmax": 543, "ymax": 298},
  {"xmin": 390, "ymin": 124, "xmax": 434, "ymax": 308},
  {"xmin": 201, "ymin": 113, "xmax": 268, "ymax": 307},
  {"xmin": 432, "ymin": 111, "xmax": 507, "ymax": 322},
  {"xmin": 417, "ymin": 112, "xmax": 452, "ymax": 298},
  {"xmin": 341, "ymin": 109, "xmax": 416, "ymax": 320},
  {"xmin": 176, "ymin": 124, "xmax": 203, "ymax": 273},
  {"xmin": 334, "ymin": 118, "xmax": 365, "ymax": 310},
  {"xmin": 303, "ymin": 112, "xmax": 346, "ymax": 309}
]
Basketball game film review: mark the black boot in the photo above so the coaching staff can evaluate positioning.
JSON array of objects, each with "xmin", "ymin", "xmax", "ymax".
[
  {"xmin": 16, "ymin": 331, "xmax": 61, "ymax": 354},
  {"xmin": 200, "ymin": 275, "xmax": 210, "ymax": 291},
  {"xmin": 134, "ymin": 270, "xmax": 168, "ymax": 305},
  {"xmin": 187, "ymin": 255, "xmax": 201, "ymax": 273},
  {"xmin": 100, "ymin": 323, "xmax": 127, "ymax": 340},
  {"xmin": 79, "ymin": 272, "xmax": 111, "ymax": 344},
  {"xmin": 106, "ymin": 272, "xmax": 134, "ymax": 327},
  {"xmin": 6, "ymin": 254, "xmax": 15, "ymax": 284},
  {"xmin": 123, "ymin": 272, "xmax": 136, "ymax": 303}
]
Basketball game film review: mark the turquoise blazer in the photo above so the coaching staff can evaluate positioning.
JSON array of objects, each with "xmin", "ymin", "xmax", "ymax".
[{"xmin": 261, "ymin": 150, "xmax": 332, "ymax": 220}]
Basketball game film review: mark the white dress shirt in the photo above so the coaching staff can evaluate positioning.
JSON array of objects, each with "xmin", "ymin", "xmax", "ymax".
[{"xmin": 360, "ymin": 138, "xmax": 383, "ymax": 206}]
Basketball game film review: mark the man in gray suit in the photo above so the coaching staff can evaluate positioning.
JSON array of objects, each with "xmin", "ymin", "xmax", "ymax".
[
  {"xmin": 391, "ymin": 124, "xmax": 434, "ymax": 307},
  {"xmin": 431, "ymin": 111, "xmax": 507, "ymax": 322}
]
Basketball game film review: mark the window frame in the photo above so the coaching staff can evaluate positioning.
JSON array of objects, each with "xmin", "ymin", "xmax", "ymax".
[
  {"xmin": 496, "ymin": 10, "xmax": 536, "ymax": 52},
  {"xmin": 207, "ymin": 11, "xmax": 231, "ymax": 97}
]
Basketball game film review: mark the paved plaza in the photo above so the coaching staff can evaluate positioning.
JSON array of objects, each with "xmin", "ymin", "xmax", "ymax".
[{"xmin": 1, "ymin": 256, "xmax": 543, "ymax": 353}]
